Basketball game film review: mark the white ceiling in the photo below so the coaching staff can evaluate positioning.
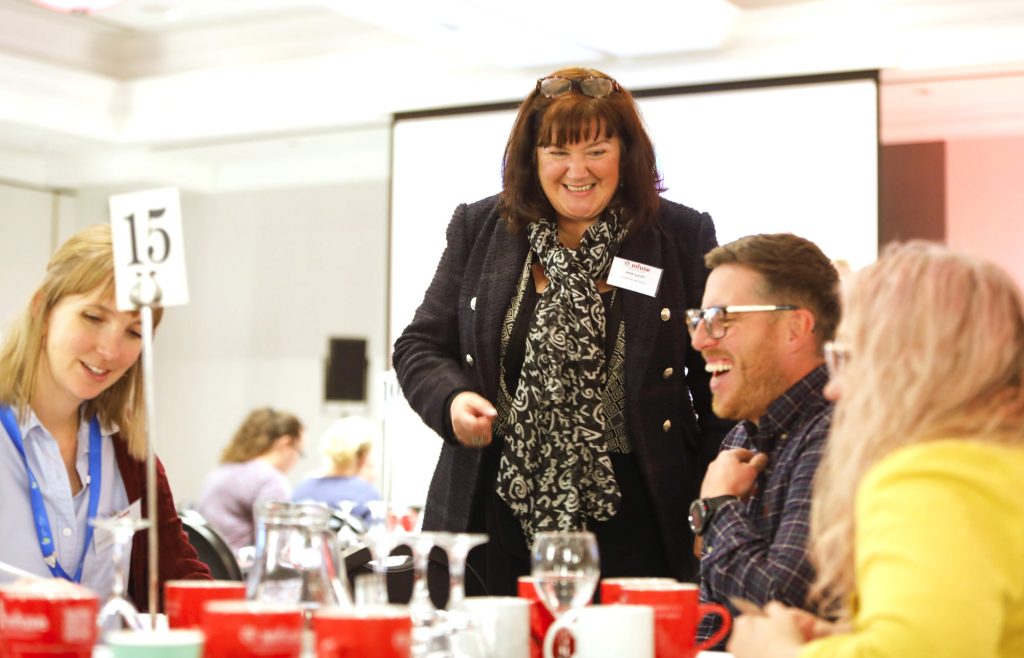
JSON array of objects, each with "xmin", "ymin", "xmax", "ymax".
[{"xmin": 2, "ymin": 0, "xmax": 1024, "ymax": 190}]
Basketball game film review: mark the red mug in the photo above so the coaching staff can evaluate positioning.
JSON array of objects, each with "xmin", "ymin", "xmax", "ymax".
[
  {"xmin": 200, "ymin": 600, "xmax": 303, "ymax": 658},
  {"xmin": 0, "ymin": 581, "xmax": 99, "ymax": 658},
  {"xmin": 517, "ymin": 576, "xmax": 554, "ymax": 658},
  {"xmin": 164, "ymin": 580, "xmax": 247, "ymax": 629},
  {"xmin": 313, "ymin": 605, "xmax": 412, "ymax": 658},
  {"xmin": 614, "ymin": 582, "xmax": 730, "ymax": 658}
]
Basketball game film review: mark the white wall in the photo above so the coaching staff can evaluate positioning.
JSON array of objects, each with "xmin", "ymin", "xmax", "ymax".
[{"xmin": 0, "ymin": 185, "xmax": 60, "ymax": 327}]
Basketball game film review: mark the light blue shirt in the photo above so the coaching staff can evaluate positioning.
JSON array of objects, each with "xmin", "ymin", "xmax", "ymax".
[{"xmin": 0, "ymin": 407, "xmax": 131, "ymax": 599}]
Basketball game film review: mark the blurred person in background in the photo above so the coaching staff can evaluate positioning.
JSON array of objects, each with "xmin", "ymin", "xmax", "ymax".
[
  {"xmin": 728, "ymin": 241, "xmax": 1024, "ymax": 658},
  {"xmin": 0, "ymin": 224, "xmax": 209, "ymax": 606},
  {"xmin": 393, "ymin": 66, "xmax": 730, "ymax": 596},
  {"xmin": 292, "ymin": 415, "xmax": 381, "ymax": 523},
  {"xmin": 197, "ymin": 407, "xmax": 304, "ymax": 552}
]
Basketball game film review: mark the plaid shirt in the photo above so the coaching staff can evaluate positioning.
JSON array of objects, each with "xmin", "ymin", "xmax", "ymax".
[{"xmin": 697, "ymin": 365, "xmax": 832, "ymax": 641}]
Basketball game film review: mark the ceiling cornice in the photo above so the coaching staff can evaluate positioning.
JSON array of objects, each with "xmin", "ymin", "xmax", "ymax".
[{"xmin": 2, "ymin": 0, "xmax": 1024, "ymax": 188}]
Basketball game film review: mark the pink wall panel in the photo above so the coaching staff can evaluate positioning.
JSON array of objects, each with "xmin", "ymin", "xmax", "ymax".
[{"xmin": 946, "ymin": 136, "xmax": 1024, "ymax": 290}]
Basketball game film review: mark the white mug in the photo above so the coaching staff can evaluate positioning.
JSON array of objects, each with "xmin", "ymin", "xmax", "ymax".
[
  {"xmin": 463, "ymin": 596, "xmax": 530, "ymax": 658},
  {"xmin": 543, "ymin": 604, "xmax": 654, "ymax": 658}
]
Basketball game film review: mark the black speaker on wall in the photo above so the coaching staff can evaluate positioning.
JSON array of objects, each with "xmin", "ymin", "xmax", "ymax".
[{"xmin": 325, "ymin": 337, "xmax": 368, "ymax": 402}]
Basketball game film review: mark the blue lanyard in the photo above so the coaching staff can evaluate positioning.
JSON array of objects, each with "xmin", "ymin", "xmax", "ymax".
[{"xmin": 0, "ymin": 405, "xmax": 102, "ymax": 583}]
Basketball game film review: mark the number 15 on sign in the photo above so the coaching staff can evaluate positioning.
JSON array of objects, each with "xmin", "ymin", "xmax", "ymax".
[{"xmin": 109, "ymin": 187, "xmax": 190, "ymax": 312}]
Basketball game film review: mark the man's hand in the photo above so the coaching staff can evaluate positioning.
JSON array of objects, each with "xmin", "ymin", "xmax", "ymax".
[
  {"xmin": 700, "ymin": 448, "xmax": 769, "ymax": 498},
  {"xmin": 450, "ymin": 391, "xmax": 497, "ymax": 448}
]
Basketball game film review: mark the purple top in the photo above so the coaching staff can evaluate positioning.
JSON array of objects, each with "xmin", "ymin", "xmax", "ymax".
[{"xmin": 197, "ymin": 459, "xmax": 291, "ymax": 552}]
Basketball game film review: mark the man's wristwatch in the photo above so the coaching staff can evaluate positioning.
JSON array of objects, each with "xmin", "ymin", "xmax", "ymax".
[{"xmin": 688, "ymin": 495, "xmax": 739, "ymax": 536}]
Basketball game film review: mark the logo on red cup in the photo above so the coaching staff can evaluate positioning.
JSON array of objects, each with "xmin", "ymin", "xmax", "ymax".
[
  {"xmin": 200, "ymin": 600, "xmax": 303, "ymax": 658},
  {"xmin": 599, "ymin": 577, "xmax": 677, "ymax": 604},
  {"xmin": 0, "ymin": 581, "xmax": 99, "ymax": 658},
  {"xmin": 314, "ymin": 605, "xmax": 412, "ymax": 658},
  {"xmin": 164, "ymin": 580, "xmax": 247, "ymax": 629}
]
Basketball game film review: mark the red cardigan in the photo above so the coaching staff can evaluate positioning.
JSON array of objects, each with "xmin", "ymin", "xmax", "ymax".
[{"xmin": 112, "ymin": 436, "xmax": 211, "ymax": 611}]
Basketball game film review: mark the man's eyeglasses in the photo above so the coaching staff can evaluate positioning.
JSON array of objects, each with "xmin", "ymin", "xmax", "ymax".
[
  {"xmin": 685, "ymin": 305, "xmax": 798, "ymax": 340},
  {"xmin": 824, "ymin": 341, "xmax": 851, "ymax": 380},
  {"xmin": 537, "ymin": 76, "xmax": 620, "ymax": 99}
]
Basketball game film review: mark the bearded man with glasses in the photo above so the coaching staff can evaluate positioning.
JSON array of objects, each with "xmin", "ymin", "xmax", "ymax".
[{"xmin": 686, "ymin": 233, "xmax": 840, "ymax": 644}]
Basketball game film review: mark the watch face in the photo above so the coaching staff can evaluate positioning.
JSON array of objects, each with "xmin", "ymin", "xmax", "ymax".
[{"xmin": 688, "ymin": 499, "xmax": 707, "ymax": 534}]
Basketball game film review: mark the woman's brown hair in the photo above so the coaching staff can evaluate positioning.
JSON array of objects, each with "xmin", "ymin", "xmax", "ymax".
[
  {"xmin": 220, "ymin": 407, "xmax": 303, "ymax": 464},
  {"xmin": 501, "ymin": 67, "xmax": 664, "ymax": 234}
]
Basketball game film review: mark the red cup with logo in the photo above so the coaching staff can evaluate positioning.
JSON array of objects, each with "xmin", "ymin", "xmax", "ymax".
[
  {"xmin": 165, "ymin": 580, "xmax": 247, "ymax": 629},
  {"xmin": 200, "ymin": 601, "xmax": 303, "ymax": 658},
  {"xmin": 0, "ymin": 580, "xmax": 99, "ymax": 658},
  {"xmin": 313, "ymin": 605, "xmax": 412, "ymax": 658},
  {"xmin": 517, "ymin": 576, "xmax": 555, "ymax": 658},
  {"xmin": 599, "ymin": 577, "xmax": 677, "ymax": 604},
  {"xmin": 616, "ymin": 582, "xmax": 730, "ymax": 658}
]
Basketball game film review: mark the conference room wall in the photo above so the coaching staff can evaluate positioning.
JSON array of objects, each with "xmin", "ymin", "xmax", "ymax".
[{"xmin": 946, "ymin": 134, "xmax": 1024, "ymax": 290}]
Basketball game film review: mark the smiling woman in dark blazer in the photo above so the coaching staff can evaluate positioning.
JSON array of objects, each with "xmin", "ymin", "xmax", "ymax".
[{"xmin": 393, "ymin": 67, "xmax": 730, "ymax": 597}]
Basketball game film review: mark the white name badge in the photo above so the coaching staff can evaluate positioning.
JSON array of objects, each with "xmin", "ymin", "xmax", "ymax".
[
  {"xmin": 94, "ymin": 500, "xmax": 142, "ymax": 553},
  {"xmin": 109, "ymin": 188, "xmax": 190, "ymax": 311},
  {"xmin": 607, "ymin": 257, "xmax": 663, "ymax": 297}
]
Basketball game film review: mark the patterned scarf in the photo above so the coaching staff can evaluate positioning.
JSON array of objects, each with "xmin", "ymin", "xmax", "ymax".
[{"xmin": 496, "ymin": 209, "xmax": 627, "ymax": 548}]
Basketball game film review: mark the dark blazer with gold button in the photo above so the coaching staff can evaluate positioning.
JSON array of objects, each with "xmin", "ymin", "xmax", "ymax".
[{"xmin": 393, "ymin": 193, "xmax": 730, "ymax": 581}]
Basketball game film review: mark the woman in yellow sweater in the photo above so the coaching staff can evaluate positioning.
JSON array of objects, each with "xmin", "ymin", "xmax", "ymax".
[{"xmin": 728, "ymin": 241, "xmax": 1024, "ymax": 658}]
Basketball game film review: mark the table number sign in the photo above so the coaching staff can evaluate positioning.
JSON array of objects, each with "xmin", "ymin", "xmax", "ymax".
[{"xmin": 109, "ymin": 187, "xmax": 189, "ymax": 311}]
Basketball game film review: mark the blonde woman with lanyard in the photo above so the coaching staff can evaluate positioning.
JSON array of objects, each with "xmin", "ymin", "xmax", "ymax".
[{"xmin": 0, "ymin": 224, "xmax": 209, "ymax": 604}]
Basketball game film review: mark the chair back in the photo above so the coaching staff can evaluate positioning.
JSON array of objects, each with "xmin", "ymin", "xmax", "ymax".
[{"xmin": 179, "ymin": 509, "xmax": 243, "ymax": 581}]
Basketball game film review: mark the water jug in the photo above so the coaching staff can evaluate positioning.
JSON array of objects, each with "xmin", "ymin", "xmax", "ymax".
[{"xmin": 247, "ymin": 501, "xmax": 352, "ymax": 613}]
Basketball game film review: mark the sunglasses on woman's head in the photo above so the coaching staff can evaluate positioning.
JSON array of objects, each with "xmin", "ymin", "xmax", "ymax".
[{"xmin": 537, "ymin": 76, "xmax": 620, "ymax": 99}]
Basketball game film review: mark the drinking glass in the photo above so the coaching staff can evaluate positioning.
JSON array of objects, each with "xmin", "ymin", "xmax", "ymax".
[
  {"xmin": 431, "ymin": 533, "xmax": 489, "ymax": 658},
  {"xmin": 402, "ymin": 531, "xmax": 447, "ymax": 657},
  {"xmin": 363, "ymin": 501, "xmax": 404, "ymax": 595},
  {"xmin": 531, "ymin": 531, "xmax": 600, "ymax": 658},
  {"xmin": 89, "ymin": 515, "xmax": 151, "ymax": 634}
]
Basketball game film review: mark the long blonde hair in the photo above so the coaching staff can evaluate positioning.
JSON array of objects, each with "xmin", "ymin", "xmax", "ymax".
[
  {"xmin": 809, "ymin": 241, "xmax": 1024, "ymax": 618},
  {"xmin": 0, "ymin": 224, "xmax": 163, "ymax": 459}
]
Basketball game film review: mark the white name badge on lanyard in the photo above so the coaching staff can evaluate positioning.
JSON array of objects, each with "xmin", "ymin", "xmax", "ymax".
[{"xmin": 607, "ymin": 257, "xmax": 663, "ymax": 297}]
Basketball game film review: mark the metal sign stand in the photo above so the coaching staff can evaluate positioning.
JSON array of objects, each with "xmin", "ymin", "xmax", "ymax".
[
  {"xmin": 110, "ymin": 187, "xmax": 189, "ymax": 631},
  {"xmin": 130, "ymin": 275, "xmax": 162, "ymax": 629}
]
